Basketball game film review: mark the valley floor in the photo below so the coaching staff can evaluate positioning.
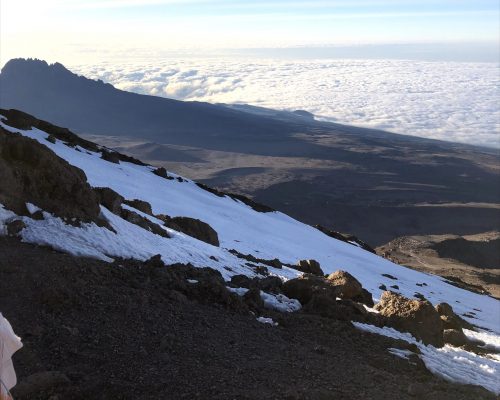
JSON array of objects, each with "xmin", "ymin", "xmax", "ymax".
[{"xmin": 0, "ymin": 237, "xmax": 494, "ymax": 400}]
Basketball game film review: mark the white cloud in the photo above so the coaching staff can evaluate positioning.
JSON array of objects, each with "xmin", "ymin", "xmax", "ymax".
[{"xmin": 72, "ymin": 58, "xmax": 500, "ymax": 148}]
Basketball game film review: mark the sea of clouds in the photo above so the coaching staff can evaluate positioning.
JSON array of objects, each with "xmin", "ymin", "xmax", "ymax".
[{"xmin": 72, "ymin": 59, "xmax": 499, "ymax": 147}]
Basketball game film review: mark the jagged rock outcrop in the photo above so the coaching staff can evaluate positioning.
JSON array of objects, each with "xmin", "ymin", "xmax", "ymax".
[
  {"xmin": 315, "ymin": 224, "xmax": 376, "ymax": 254},
  {"xmin": 123, "ymin": 199, "xmax": 153, "ymax": 215},
  {"xmin": 352, "ymin": 288, "xmax": 374, "ymax": 307},
  {"xmin": 94, "ymin": 187, "xmax": 124, "ymax": 214},
  {"xmin": 101, "ymin": 149, "xmax": 120, "ymax": 164},
  {"xmin": 443, "ymin": 329, "xmax": 468, "ymax": 347},
  {"xmin": 375, "ymin": 291, "xmax": 444, "ymax": 347},
  {"xmin": 0, "ymin": 128, "xmax": 101, "ymax": 224},
  {"xmin": 294, "ymin": 259, "xmax": 324, "ymax": 276},
  {"xmin": 435, "ymin": 302, "xmax": 474, "ymax": 330}
]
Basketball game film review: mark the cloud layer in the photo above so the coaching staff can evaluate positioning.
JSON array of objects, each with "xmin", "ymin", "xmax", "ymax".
[{"xmin": 73, "ymin": 59, "xmax": 500, "ymax": 147}]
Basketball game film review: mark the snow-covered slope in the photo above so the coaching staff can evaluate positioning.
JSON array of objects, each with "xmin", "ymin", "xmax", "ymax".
[{"xmin": 0, "ymin": 118, "xmax": 498, "ymax": 335}]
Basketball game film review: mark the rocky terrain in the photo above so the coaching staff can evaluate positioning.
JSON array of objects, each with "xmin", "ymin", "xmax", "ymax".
[
  {"xmin": 377, "ymin": 232, "xmax": 500, "ymax": 299},
  {"xmin": 1, "ymin": 237, "xmax": 495, "ymax": 400},
  {"xmin": 0, "ymin": 108, "xmax": 499, "ymax": 398}
]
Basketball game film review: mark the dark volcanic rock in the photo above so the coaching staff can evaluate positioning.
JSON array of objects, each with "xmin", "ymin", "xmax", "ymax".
[
  {"xmin": 120, "ymin": 208, "xmax": 170, "ymax": 238},
  {"xmin": 94, "ymin": 187, "xmax": 124, "ymax": 214},
  {"xmin": 1, "ymin": 108, "xmax": 99, "ymax": 152},
  {"xmin": 229, "ymin": 275, "xmax": 283, "ymax": 294},
  {"xmin": 375, "ymin": 291, "xmax": 444, "ymax": 347},
  {"xmin": 195, "ymin": 182, "xmax": 275, "ymax": 213},
  {"xmin": 159, "ymin": 215, "xmax": 220, "ymax": 246},
  {"xmin": 153, "ymin": 167, "xmax": 174, "ymax": 180},
  {"xmin": 315, "ymin": 224, "xmax": 376, "ymax": 253},
  {"xmin": 100, "ymin": 149, "xmax": 120, "ymax": 164},
  {"xmin": 443, "ymin": 329, "xmax": 468, "ymax": 347},
  {"xmin": 294, "ymin": 259, "xmax": 324, "ymax": 276},
  {"xmin": 243, "ymin": 287, "xmax": 264, "ymax": 311},
  {"xmin": 123, "ymin": 198, "xmax": 153, "ymax": 215},
  {"xmin": 435, "ymin": 302, "xmax": 474, "ymax": 330},
  {"xmin": 0, "ymin": 128, "xmax": 101, "ymax": 223},
  {"xmin": 6, "ymin": 219, "xmax": 26, "ymax": 236},
  {"xmin": 352, "ymin": 288, "xmax": 374, "ymax": 307},
  {"xmin": 326, "ymin": 270, "xmax": 363, "ymax": 300},
  {"xmin": 283, "ymin": 275, "xmax": 337, "ymax": 305}
]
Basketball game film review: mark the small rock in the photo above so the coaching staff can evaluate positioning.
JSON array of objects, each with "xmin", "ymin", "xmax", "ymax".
[
  {"xmin": 7, "ymin": 219, "xmax": 26, "ymax": 236},
  {"xmin": 153, "ymin": 167, "xmax": 173, "ymax": 179}
]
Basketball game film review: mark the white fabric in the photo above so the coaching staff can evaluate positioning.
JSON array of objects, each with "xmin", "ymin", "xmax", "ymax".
[{"xmin": 0, "ymin": 313, "xmax": 22, "ymax": 396}]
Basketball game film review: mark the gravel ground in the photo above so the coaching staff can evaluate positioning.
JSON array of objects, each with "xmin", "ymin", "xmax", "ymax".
[{"xmin": 0, "ymin": 237, "xmax": 494, "ymax": 400}]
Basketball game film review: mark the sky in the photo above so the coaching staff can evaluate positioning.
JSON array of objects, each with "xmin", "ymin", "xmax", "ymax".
[{"xmin": 1, "ymin": 0, "xmax": 499, "ymax": 64}]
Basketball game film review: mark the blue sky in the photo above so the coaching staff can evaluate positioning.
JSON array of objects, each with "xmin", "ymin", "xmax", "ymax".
[{"xmin": 1, "ymin": 0, "xmax": 499, "ymax": 64}]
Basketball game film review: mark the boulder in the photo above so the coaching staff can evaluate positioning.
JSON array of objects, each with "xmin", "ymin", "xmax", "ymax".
[
  {"xmin": 375, "ymin": 291, "xmax": 444, "ymax": 347},
  {"xmin": 6, "ymin": 219, "xmax": 26, "ymax": 236},
  {"xmin": 243, "ymin": 287, "xmax": 264, "ymax": 311},
  {"xmin": 94, "ymin": 187, "xmax": 124, "ymax": 214},
  {"xmin": 153, "ymin": 167, "xmax": 173, "ymax": 179},
  {"xmin": 352, "ymin": 288, "xmax": 374, "ymax": 307},
  {"xmin": 123, "ymin": 199, "xmax": 153, "ymax": 215},
  {"xmin": 161, "ymin": 215, "xmax": 219, "ymax": 247},
  {"xmin": 295, "ymin": 259, "xmax": 323, "ymax": 276},
  {"xmin": 256, "ymin": 276, "xmax": 283, "ymax": 294},
  {"xmin": 230, "ymin": 274, "xmax": 253, "ymax": 289},
  {"xmin": 435, "ymin": 302, "xmax": 474, "ymax": 330},
  {"xmin": 326, "ymin": 270, "xmax": 363, "ymax": 299},
  {"xmin": 282, "ymin": 275, "xmax": 336, "ymax": 305},
  {"xmin": 0, "ymin": 129, "xmax": 101, "ymax": 223},
  {"xmin": 443, "ymin": 329, "xmax": 468, "ymax": 347},
  {"xmin": 101, "ymin": 150, "xmax": 120, "ymax": 164}
]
